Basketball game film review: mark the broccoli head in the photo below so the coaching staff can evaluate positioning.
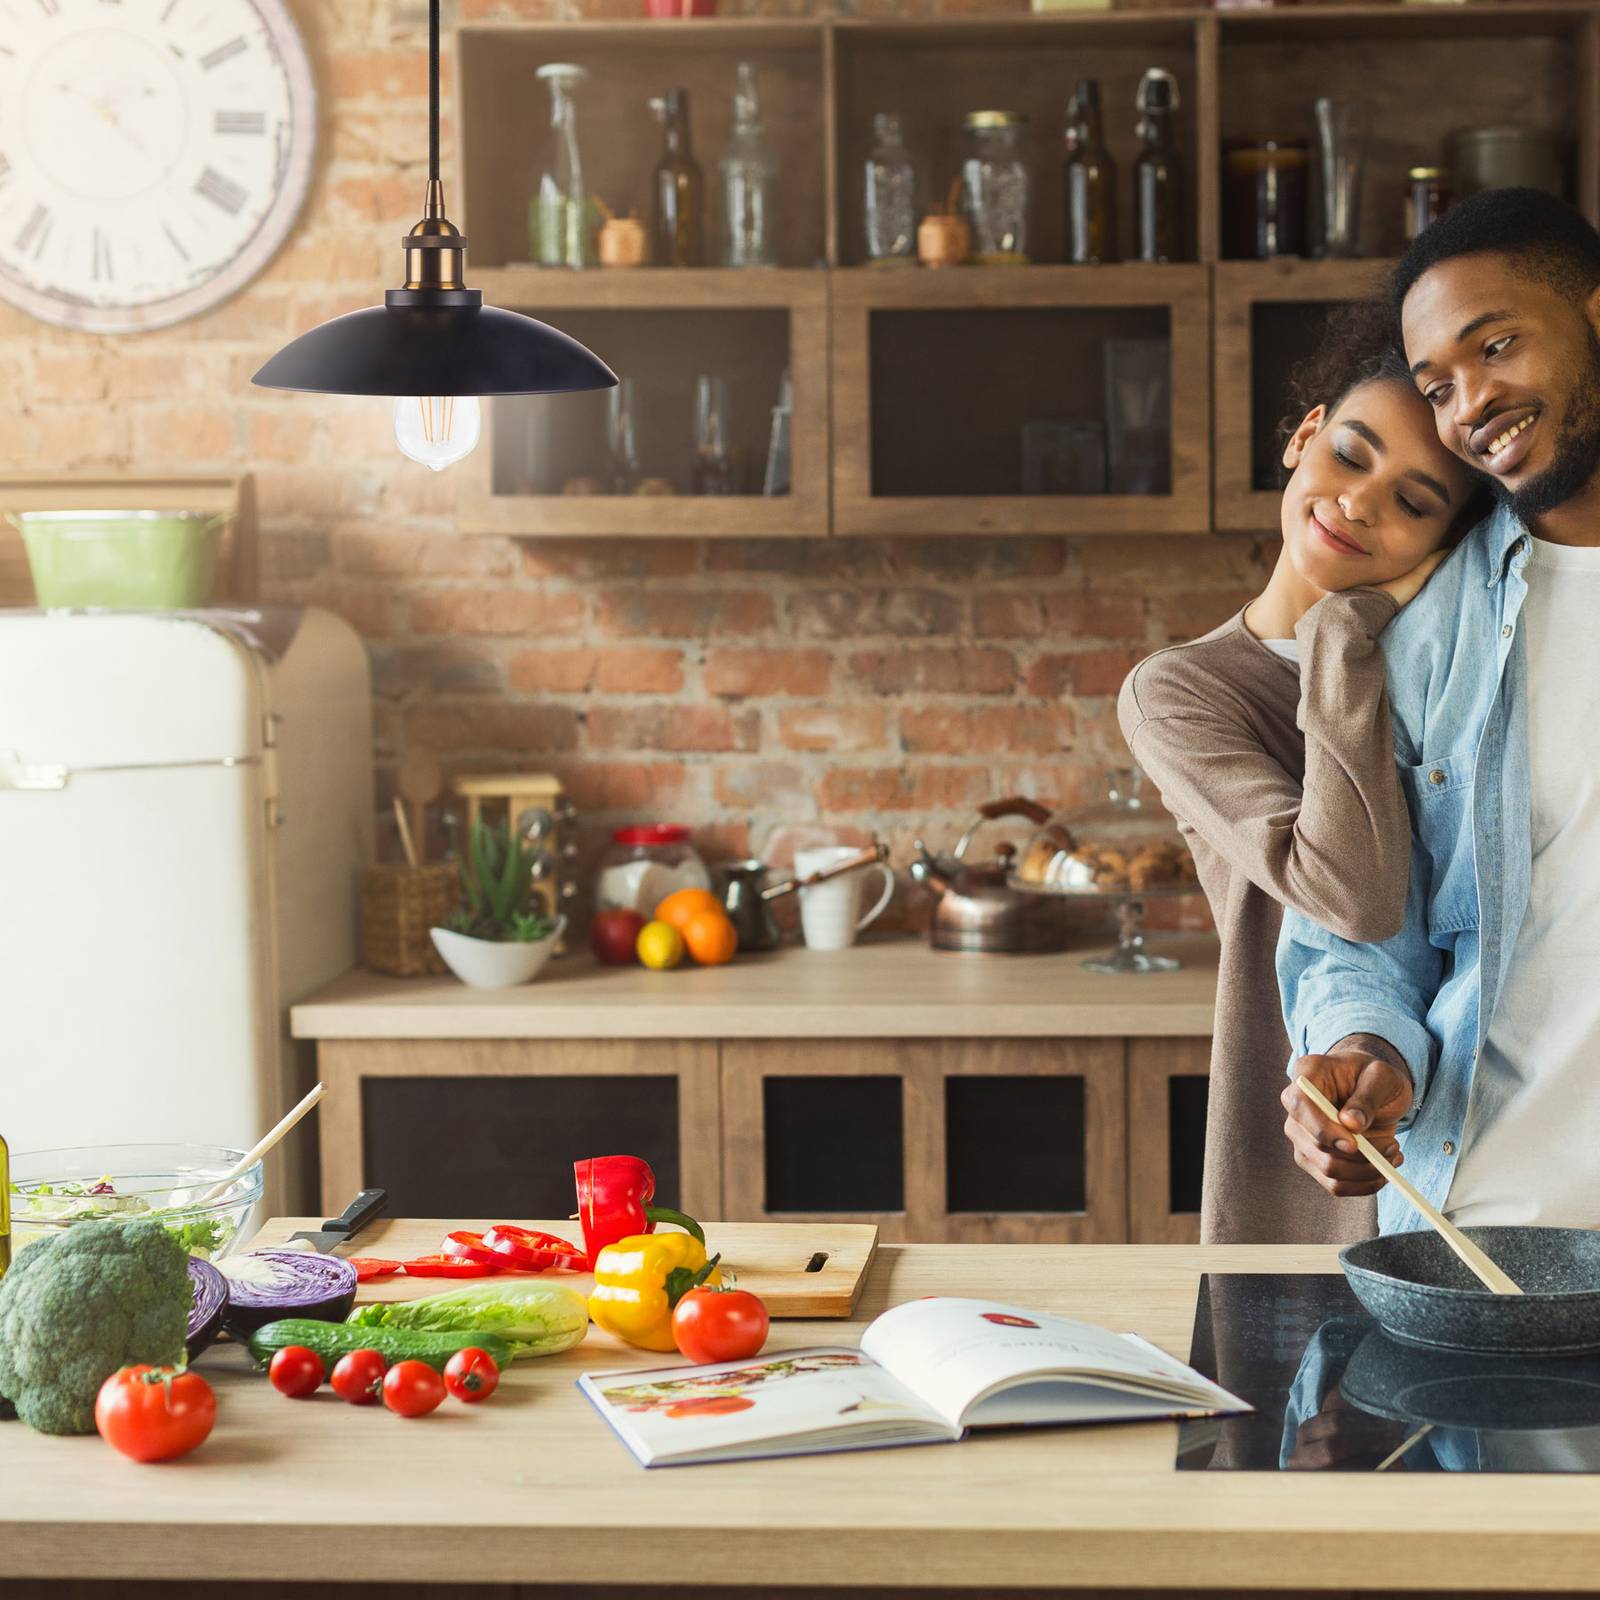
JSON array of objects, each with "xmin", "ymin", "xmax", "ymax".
[{"xmin": 0, "ymin": 1219, "xmax": 192, "ymax": 1435}]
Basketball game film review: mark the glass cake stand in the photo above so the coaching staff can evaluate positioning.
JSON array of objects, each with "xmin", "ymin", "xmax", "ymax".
[{"xmin": 1010, "ymin": 880, "xmax": 1202, "ymax": 973}]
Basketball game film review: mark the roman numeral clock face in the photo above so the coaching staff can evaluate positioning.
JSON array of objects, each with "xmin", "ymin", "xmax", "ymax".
[{"xmin": 0, "ymin": 0, "xmax": 315, "ymax": 332}]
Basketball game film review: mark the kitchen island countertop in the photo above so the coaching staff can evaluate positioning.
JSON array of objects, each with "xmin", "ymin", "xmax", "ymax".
[
  {"xmin": 3, "ymin": 1231, "xmax": 1596, "ymax": 1596},
  {"xmin": 290, "ymin": 932, "xmax": 1219, "ymax": 1040}
]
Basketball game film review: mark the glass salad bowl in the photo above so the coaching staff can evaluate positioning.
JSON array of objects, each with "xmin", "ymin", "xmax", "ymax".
[
  {"xmin": 8, "ymin": 1143, "xmax": 263, "ymax": 1259},
  {"xmin": 1008, "ymin": 767, "xmax": 1202, "ymax": 974}
]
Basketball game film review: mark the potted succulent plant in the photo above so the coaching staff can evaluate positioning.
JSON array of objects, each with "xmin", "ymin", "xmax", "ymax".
[{"xmin": 430, "ymin": 818, "xmax": 566, "ymax": 990}]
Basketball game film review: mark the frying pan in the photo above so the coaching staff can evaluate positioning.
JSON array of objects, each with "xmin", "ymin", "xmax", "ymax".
[{"xmin": 1340, "ymin": 1227, "xmax": 1600, "ymax": 1356}]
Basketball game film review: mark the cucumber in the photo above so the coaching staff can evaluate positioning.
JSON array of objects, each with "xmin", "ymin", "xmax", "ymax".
[{"xmin": 245, "ymin": 1318, "xmax": 514, "ymax": 1374}]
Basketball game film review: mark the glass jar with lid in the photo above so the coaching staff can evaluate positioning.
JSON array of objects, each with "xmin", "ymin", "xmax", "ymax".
[
  {"xmin": 961, "ymin": 110, "xmax": 1033, "ymax": 265},
  {"xmin": 595, "ymin": 824, "xmax": 712, "ymax": 916}
]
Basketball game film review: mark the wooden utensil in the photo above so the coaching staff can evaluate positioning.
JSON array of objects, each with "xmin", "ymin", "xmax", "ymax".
[
  {"xmin": 1294, "ymin": 1076, "xmax": 1522, "ymax": 1296},
  {"xmin": 396, "ymin": 746, "xmax": 443, "ymax": 864},
  {"xmin": 196, "ymin": 1083, "xmax": 327, "ymax": 1204}
]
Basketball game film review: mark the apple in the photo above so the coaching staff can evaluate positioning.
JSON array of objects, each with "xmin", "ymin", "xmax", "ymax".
[{"xmin": 591, "ymin": 908, "xmax": 647, "ymax": 965}]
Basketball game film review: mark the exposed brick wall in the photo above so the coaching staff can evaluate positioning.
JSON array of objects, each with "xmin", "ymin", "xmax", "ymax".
[{"xmin": 1, "ymin": 0, "xmax": 1274, "ymax": 932}]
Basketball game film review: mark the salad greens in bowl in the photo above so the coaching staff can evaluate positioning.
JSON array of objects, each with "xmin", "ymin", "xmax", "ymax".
[{"xmin": 9, "ymin": 1143, "xmax": 263, "ymax": 1259}]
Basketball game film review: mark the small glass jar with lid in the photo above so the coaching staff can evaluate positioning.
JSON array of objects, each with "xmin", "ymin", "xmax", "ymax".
[
  {"xmin": 1405, "ymin": 166, "xmax": 1451, "ymax": 241},
  {"xmin": 595, "ymin": 824, "xmax": 712, "ymax": 916},
  {"xmin": 961, "ymin": 110, "xmax": 1033, "ymax": 265}
]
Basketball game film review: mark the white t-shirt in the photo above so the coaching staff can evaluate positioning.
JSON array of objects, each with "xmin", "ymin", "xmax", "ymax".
[
  {"xmin": 1261, "ymin": 637, "xmax": 1300, "ymax": 662},
  {"xmin": 1446, "ymin": 537, "xmax": 1600, "ymax": 1227}
]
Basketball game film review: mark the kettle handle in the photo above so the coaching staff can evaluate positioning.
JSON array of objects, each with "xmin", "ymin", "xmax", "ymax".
[{"xmin": 953, "ymin": 795, "xmax": 1054, "ymax": 860}]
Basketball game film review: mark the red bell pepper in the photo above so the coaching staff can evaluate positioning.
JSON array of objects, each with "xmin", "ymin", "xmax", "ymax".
[
  {"xmin": 574, "ymin": 1154, "xmax": 704, "ymax": 1267},
  {"xmin": 481, "ymin": 1224, "xmax": 587, "ymax": 1273}
]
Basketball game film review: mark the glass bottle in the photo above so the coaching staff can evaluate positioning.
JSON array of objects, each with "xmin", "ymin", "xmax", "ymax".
[
  {"xmin": 1134, "ymin": 69, "xmax": 1183, "ymax": 263},
  {"xmin": 1064, "ymin": 78, "xmax": 1117, "ymax": 264},
  {"xmin": 961, "ymin": 110, "xmax": 1033, "ymax": 266},
  {"xmin": 533, "ymin": 63, "xmax": 594, "ymax": 269},
  {"xmin": 651, "ymin": 88, "xmax": 705, "ymax": 268},
  {"xmin": 718, "ymin": 62, "xmax": 779, "ymax": 268},
  {"xmin": 864, "ymin": 112, "xmax": 918, "ymax": 265},
  {"xmin": 0, "ymin": 1129, "xmax": 8, "ymax": 1280}
]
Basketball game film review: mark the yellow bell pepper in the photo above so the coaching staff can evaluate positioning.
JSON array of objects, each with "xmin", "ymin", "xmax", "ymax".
[{"xmin": 587, "ymin": 1232, "xmax": 722, "ymax": 1351}]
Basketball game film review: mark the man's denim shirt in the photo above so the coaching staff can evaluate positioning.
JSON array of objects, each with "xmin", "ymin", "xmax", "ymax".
[{"xmin": 1278, "ymin": 504, "xmax": 1534, "ymax": 1235}]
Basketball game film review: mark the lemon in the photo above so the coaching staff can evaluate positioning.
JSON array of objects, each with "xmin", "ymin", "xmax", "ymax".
[{"xmin": 636, "ymin": 919, "xmax": 686, "ymax": 970}]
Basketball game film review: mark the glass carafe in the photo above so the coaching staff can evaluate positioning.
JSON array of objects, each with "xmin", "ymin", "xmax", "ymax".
[
  {"xmin": 533, "ymin": 63, "xmax": 593, "ymax": 269},
  {"xmin": 864, "ymin": 112, "xmax": 918, "ymax": 265},
  {"xmin": 718, "ymin": 62, "xmax": 779, "ymax": 267},
  {"xmin": 651, "ymin": 88, "xmax": 705, "ymax": 267}
]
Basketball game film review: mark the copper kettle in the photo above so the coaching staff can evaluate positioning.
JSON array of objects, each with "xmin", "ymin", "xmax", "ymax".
[{"xmin": 909, "ymin": 797, "xmax": 1073, "ymax": 954}]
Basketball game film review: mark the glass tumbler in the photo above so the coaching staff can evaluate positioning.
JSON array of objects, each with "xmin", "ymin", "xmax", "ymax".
[{"xmin": 1313, "ymin": 99, "xmax": 1366, "ymax": 259}]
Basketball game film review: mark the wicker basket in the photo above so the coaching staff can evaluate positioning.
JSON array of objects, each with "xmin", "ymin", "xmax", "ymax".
[{"xmin": 361, "ymin": 863, "xmax": 458, "ymax": 976}]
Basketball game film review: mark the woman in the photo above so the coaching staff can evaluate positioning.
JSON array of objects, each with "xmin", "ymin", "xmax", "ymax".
[{"xmin": 1118, "ymin": 307, "xmax": 1485, "ymax": 1246}]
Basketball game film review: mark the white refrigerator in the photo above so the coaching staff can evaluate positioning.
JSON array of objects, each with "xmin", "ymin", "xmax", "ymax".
[{"xmin": 0, "ymin": 607, "xmax": 373, "ymax": 1214}]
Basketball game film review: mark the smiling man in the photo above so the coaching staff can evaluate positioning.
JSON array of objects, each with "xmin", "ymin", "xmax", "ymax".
[{"xmin": 1277, "ymin": 187, "xmax": 1600, "ymax": 1232}]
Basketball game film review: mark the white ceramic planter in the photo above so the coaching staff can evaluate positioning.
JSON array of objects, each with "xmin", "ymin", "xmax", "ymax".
[{"xmin": 430, "ymin": 918, "xmax": 566, "ymax": 990}]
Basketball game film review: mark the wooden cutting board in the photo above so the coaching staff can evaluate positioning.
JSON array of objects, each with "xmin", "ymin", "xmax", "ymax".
[{"xmin": 249, "ymin": 1217, "xmax": 880, "ymax": 1319}]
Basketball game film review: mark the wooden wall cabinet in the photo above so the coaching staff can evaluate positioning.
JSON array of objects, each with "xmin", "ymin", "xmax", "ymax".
[{"xmin": 1127, "ymin": 1037, "xmax": 1209, "ymax": 1245}]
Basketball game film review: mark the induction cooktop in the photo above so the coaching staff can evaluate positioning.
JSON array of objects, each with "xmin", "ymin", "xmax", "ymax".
[{"xmin": 1178, "ymin": 1274, "xmax": 1600, "ymax": 1474}]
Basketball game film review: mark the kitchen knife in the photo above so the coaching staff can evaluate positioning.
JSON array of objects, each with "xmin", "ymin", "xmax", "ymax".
[{"xmin": 290, "ymin": 1188, "xmax": 387, "ymax": 1253}]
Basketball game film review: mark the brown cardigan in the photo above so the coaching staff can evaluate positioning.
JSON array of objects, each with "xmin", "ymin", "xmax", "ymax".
[{"xmin": 1118, "ymin": 591, "xmax": 1408, "ymax": 1246}]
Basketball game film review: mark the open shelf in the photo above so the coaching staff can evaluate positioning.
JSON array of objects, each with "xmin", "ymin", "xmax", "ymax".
[
  {"xmin": 1213, "ymin": 258, "xmax": 1393, "ymax": 531},
  {"xmin": 832, "ymin": 264, "xmax": 1209, "ymax": 536},
  {"xmin": 456, "ymin": 269, "xmax": 827, "ymax": 538}
]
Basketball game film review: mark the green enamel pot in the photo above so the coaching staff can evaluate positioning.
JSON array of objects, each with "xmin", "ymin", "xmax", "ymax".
[{"xmin": 9, "ymin": 509, "xmax": 227, "ymax": 609}]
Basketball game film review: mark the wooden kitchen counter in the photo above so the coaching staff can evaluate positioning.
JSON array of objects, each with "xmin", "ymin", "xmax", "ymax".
[
  {"xmin": 2, "ymin": 1235, "xmax": 1596, "ymax": 1596},
  {"xmin": 290, "ymin": 933, "xmax": 1219, "ymax": 1040}
]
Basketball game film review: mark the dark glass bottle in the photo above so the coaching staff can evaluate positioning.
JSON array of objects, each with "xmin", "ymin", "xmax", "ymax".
[
  {"xmin": 651, "ymin": 88, "xmax": 705, "ymax": 268},
  {"xmin": 1064, "ymin": 79, "xmax": 1116, "ymax": 264},
  {"xmin": 1135, "ymin": 69, "xmax": 1184, "ymax": 263}
]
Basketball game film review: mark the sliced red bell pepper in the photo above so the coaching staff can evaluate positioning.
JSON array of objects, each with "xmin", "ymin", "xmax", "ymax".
[
  {"xmin": 574, "ymin": 1154, "xmax": 704, "ymax": 1267},
  {"xmin": 482, "ymin": 1224, "xmax": 587, "ymax": 1273},
  {"xmin": 400, "ymin": 1254, "xmax": 498, "ymax": 1278},
  {"xmin": 441, "ymin": 1230, "xmax": 500, "ymax": 1266},
  {"xmin": 349, "ymin": 1257, "xmax": 402, "ymax": 1282}
]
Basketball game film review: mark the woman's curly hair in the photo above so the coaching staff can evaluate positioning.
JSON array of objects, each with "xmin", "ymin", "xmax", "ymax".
[{"xmin": 1277, "ymin": 298, "xmax": 1409, "ymax": 451}]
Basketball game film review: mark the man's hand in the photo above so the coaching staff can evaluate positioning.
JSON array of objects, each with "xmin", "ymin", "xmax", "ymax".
[{"xmin": 1282, "ymin": 1035, "xmax": 1413, "ymax": 1197}]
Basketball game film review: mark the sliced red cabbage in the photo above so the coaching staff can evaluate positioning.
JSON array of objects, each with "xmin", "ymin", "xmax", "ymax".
[
  {"xmin": 186, "ymin": 1256, "xmax": 229, "ymax": 1361},
  {"xmin": 217, "ymin": 1249, "xmax": 358, "ymax": 1336}
]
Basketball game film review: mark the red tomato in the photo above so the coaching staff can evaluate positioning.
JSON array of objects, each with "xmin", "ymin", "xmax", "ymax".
[
  {"xmin": 400, "ymin": 1254, "xmax": 497, "ymax": 1278},
  {"xmin": 349, "ymin": 1257, "xmax": 402, "ymax": 1282},
  {"xmin": 482, "ymin": 1224, "xmax": 586, "ymax": 1273},
  {"xmin": 330, "ymin": 1349, "xmax": 388, "ymax": 1405},
  {"xmin": 382, "ymin": 1359, "xmax": 446, "ymax": 1417},
  {"xmin": 443, "ymin": 1347, "xmax": 501, "ymax": 1404},
  {"xmin": 664, "ymin": 1395, "xmax": 754, "ymax": 1418},
  {"xmin": 95, "ymin": 1366, "xmax": 216, "ymax": 1462},
  {"xmin": 268, "ymin": 1345, "xmax": 325, "ymax": 1398},
  {"xmin": 672, "ymin": 1286, "xmax": 770, "ymax": 1365},
  {"xmin": 441, "ymin": 1231, "xmax": 499, "ymax": 1266}
]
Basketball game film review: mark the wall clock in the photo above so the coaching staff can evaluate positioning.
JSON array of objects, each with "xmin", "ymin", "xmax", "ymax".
[{"xmin": 0, "ymin": 0, "xmax": 316, "ymax": 334}]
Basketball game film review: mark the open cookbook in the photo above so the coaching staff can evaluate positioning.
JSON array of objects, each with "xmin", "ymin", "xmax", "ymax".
[{"xmin": 579, "ymin": 1296, "xmax": 1251, "ymax": 1467}]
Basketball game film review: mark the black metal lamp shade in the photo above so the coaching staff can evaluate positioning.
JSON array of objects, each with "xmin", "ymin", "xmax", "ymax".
[{"xmin": 251, "ymin": 294, "xmax": 618, "ymax": 397}]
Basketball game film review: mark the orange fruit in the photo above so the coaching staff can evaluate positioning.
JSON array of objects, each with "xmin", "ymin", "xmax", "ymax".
[
  {"xmin": 682, "ymin": 908, "xmax": 738, "ymax": 966},
  {"xmin": 654, "ymin": 887, "xmax": 722, "ymax": 931},
  {"xmin": 635, "ymin": 920, "xmax": 685, "ymax": 970}
]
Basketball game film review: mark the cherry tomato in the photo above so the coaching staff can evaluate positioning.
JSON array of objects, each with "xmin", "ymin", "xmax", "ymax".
[
  {"xmin": 268, "ymin": 1345, "xmax": 325, "ymax": 1398},
  {"xmin": 382, "ymin": 1359, "xmax": 446, "ymax": 1417},
  {"xmin": 349, "ymin": 1257, "xmax": 402, "ymax": 1282},
  {"xmin": 482, "ymin": 1224, "xmax": 586, "ymax": 1273},
  {"xmin": 672, "ymin": 1285, "xmax": 770, "ymax": 1365},
  {"xmin": 443, "ymin": 1347, "xmax": 500, "ymax": 1404},
  {"xmin": 441, "ymin": 1230, "xmax": 499, "ymax": 1266},
  {"xmin": 399, "ymin": 1254, "xmax": 497, "ymax": 1278},
  {"xmin": 330, "ymin": 1349, "xmax": 388, "ymax": 1405},
  {"xmin": 95, "ymin": 1366, "xmax": 216, "ymax": 1462}
]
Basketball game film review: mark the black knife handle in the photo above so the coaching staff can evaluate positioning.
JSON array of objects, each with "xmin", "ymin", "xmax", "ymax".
[{"xmin": 320, "ymin": 1187, "xmax": 387, "ymax": 1239}]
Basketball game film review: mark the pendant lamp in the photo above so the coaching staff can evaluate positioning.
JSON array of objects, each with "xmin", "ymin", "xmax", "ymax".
[{"xmin": 252, "ymin": 0, "xmax": 616, "ymax": 470}]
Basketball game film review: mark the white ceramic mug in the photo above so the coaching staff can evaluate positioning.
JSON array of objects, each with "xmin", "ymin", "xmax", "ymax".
[{"xmin": 794, "ymin": 847, "xmax": 895, "ymax": 951}]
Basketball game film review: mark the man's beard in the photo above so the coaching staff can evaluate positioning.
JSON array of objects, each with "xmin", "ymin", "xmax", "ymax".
[{"xmin": 1495, "ymin": 327, "xmax": 1600, "ymax": 521}]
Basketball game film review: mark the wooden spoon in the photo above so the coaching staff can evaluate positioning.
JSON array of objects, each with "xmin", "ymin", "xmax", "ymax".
[
  {"xmin": 1294, "ymin": 1076, "xmax": 1522, "ymax": 1295},
  {"xmin": 396, "ymin": 746, "xmax": 443, "ymax": 864}
]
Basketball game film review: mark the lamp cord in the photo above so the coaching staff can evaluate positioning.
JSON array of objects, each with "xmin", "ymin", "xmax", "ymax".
[{"xmin": 428, "ymin": 0, "xmax": 440, "ymax": 184}]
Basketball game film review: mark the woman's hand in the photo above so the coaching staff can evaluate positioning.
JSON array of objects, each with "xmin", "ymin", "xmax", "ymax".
[{"xmin": 1375, "ymin": 548, "xmax": 1449, "ymax": 609}]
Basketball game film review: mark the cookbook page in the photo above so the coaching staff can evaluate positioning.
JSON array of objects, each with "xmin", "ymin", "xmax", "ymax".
[
  {"xmin": 860, "ymin": 1298, "xmax": 1228, "ymax": 1430},
  {"xmin": 580, "ymin": 1346, "xmax": 950, "ymax": 1464}
]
